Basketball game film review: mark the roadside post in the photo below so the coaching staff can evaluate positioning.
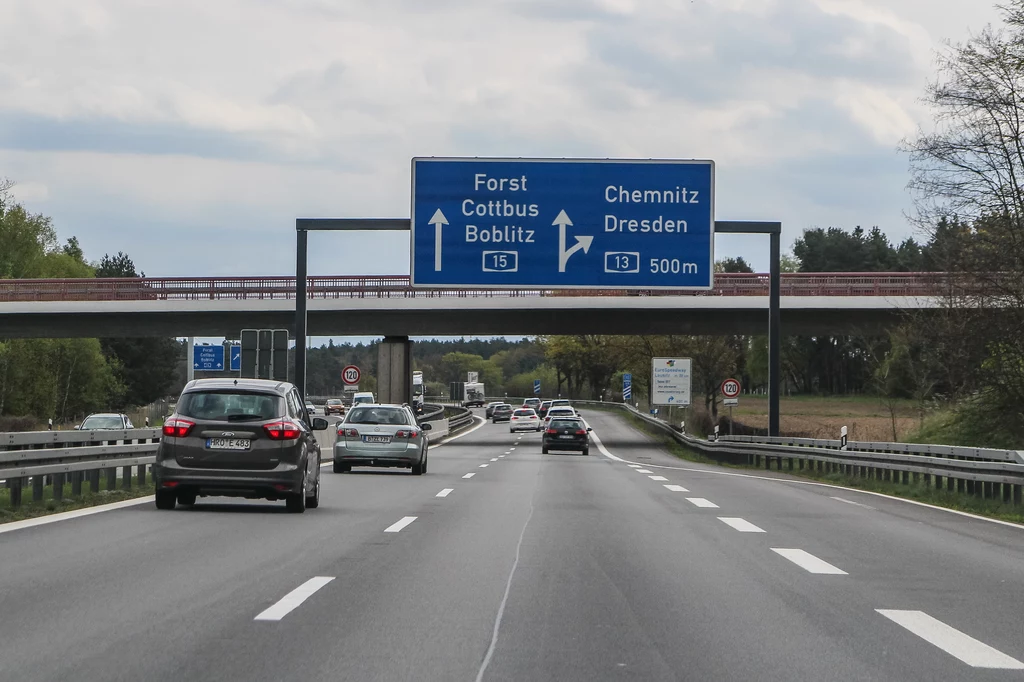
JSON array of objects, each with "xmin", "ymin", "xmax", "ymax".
[{"xmin": 840, "ymin": 425, "xmax": 848, "ymax": 450}]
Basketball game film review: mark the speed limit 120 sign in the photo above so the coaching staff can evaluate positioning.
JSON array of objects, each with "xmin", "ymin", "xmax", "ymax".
[
  {"xmin": 342, "ymin": 365, "xmax": 361, "ymax": 385},
  {"xmin": 721, "ymin": 378, "xmax": 741, "ymax": 398}
]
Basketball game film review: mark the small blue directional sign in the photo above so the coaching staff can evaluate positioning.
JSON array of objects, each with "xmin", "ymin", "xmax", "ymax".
[
  {"xmin": 623, "ymin": 373, "xmax": 632, "ymax": 402},
  {"xmin": 193, "ymin": 345, "xmax": 224, "ymax": 371},
  {"xmin": 533, "ymin": 379, "xmax": 541, "ymax": 396},
  {"xmin": 411, "ymin": 158, "xmax": 714, "ymax": 289},
  {"xmin": 229, "ymin": 345, "xmax": 241, "ymax": 372}
]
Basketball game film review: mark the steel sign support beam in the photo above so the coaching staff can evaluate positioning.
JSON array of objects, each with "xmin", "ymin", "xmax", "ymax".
[
  {"xmin": 714, "ymin": 220, "xmax": 782, "ymax": 437},
  {"xmin": 294, "ymin": 218, "xmax": 411, "ymax": 398}
]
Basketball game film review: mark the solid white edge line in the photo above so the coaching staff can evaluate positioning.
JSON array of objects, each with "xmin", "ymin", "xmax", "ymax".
[
  {"xmin": 686, "ymin": 497, "xmax": 719, "ymax": 509},
  {"xmin": 384, "ymin": 516, "xmax": 417, "ymax": 533},
  {"xmin": 254, "ymin": 576, "xmax": 335, "ymax": 621},
  {"xmin": 0, "ymin": 496, "xmax": 154, "ymax": 535},
  {"xmin": 664, "ymin": 484, "xmax": 689, "ymax": 492},
  {"xmin": 588, "ymin": 426, "xmax": 1024, "ymax": 532},
  {"xmin": 462, "ymin": 473, "xmax": 476, "ymax": 479},
  {"xmin": 771, "ymin": 548, "xmax": 847, "ymax": 575},
  {"xmin": 649, "ymin": 475, "xmax": 669, "ymax": 481},
  {"xmin": 830, "ymin": 496, "xmax": 875, "ymax": 510},
  {"xmin": 436, "ymin": 488, "xmax": 454, "ymax": 498},
  {"xmin": 876, "ymin": 609, "xmax": 1024, "ymax": 669},
  {"xmin": 718, "ymin": 517, "xmax": 766, "ymax": 533}
]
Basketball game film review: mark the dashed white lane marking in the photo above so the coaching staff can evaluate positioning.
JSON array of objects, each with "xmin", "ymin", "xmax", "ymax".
[
  {"xmin": 490, "ymin": 458, "xmax": 499, "ymax": 461},
  {"xmin": 718, "ymin": 517, "xmax": 766, "ymax": 533},
  {"xmin": 771, "ymin": 548, "xmax": 847, "ymax": 575},
  {"xmin": 436, "ymin": 489, "xmax": 454, "ymax": 498},
  {"xmin": 479, "ymin": 464, "xmax": 489, "ymax": 468},
  {"xmin": 664, "ymin": 484, "xmax": 689, "ymax": 492},
  {"xmin": 254, "ymin": 576, "xmax": 335, "ymax": 621},
  {"xmin": 463, "ymin": 473, "xmax": 476, "ymax": 479},
  {"xmin": 628, "ymin": 464, "xmax": 641, "ymax": 468},
  {"xmin": 830, "ymin": 496, "xmax": 875, "ymax": 510},
  {"xmin": 686, "ymin": 497, "xmax": 719, "ymax": 508},
  {"xmin": 635, "ymin": 469, "xmax": 653, "ymax": 474},
  {"xmin": 384, "ymin": 516, "xmax": 418, "ymax": 533},
  {"xmin": 876, "ymin": 610, "xmax": 1024, "ymax": 669},
  {"xmin": 649, "ymin": 475, "xmax": 668, "ymax": 481},
  {"xmin": 510, "ymin": 447, "xmax": 516, "ymax": 451},
  {"xmin": 499, "ymin": 455, "xmax": 506, "ymax": 458}
]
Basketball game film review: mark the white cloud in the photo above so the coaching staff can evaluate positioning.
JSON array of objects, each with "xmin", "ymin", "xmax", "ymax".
[{"xmin": 0, "ymin": 0, "xmax": 1006, "ymax": 275}]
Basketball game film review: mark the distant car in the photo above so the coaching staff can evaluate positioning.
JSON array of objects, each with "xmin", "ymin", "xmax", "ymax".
[
  {"xmin": 510, "ymin": 408, "xmax": 541, "ymax": 433},
  {"xmin": 491, "ymin": 404, "xmax": 513, "ymax": 423},
  {"xmin": 352, "ymin": 391, "xmax": 375, "ymax": 406},
  {"xmin": 77, "ymin": 413, "xmax": 134, "ymax": 430},
  {"xmin": 153, "ymin": 378, "xmax": 328, "ymax": 512},
  {"xmin": 543, "ymin": 406, "xmax": 577, "ymax": 429},
  {"xmin": 333, "ymin": 403, "xmax": 431, "ymax": 474},
  {"xmin": 324, "ymin": 399, "xmax": 346, "ymax": 416},
  {"xmin": 542, "ymin": 417, "xmax": 592, "ymax": 455},
  {"xmin": 538, "ymin": 400, "xmax": 553, "ymax": 419},
  {"xmin": 485, "ymin": 401, "xmax": 504, "ymax": 418},
  {"xmin": 305, "ymin": 403, "xmax": 317, "ymax": 416},
  {"xmin": 523, "ymin": 397, "xmax": 541, "ymax": 411},
  {"xmin": 550, "ymin": 399, "xmax": 572, "ymax": 409}
]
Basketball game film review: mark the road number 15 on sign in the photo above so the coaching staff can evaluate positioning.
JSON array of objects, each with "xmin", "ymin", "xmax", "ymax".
[{"xmin": 482, "ymin": 251, "xmax": 518, "ymax": 273}]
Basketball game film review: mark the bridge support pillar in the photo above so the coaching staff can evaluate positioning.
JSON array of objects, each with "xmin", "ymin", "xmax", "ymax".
[{"xmin": 378, "ymin": 337, "xmax": 412, "ymax": 406}]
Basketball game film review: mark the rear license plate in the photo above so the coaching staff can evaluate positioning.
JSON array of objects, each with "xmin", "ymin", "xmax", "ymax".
[
  {"xmin": 206, "ymin": 438, "xmax": 251, "ymax": 450},
  {"xmin": 559, "ymin": 435, "xmax": 575, "ymax": 439},
  {"xmin": 362, "ymin": 435, "xmax": 392, "ymax": 444}
]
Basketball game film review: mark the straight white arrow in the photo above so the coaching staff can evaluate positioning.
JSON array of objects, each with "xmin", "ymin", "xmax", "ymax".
[
  {"xmin": 553, "ymin": 209, "xmax": 593, "ymax": 272},
  {"xmin": 429, "ymin": 208, "xmax": 448, "ymax": 271}
]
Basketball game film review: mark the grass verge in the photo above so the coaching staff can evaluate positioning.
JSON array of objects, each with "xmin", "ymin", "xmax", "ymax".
[
  {"xmin": 600, "ymin": 406, "xmax": 1024, "ymax": 526},
  {"xmin": 0, "ymin": 482, "xmax": 153, "ymax": 524}
]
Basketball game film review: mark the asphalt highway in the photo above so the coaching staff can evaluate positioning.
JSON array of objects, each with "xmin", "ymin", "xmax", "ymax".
[{"xmin": 0, "ymin": 409, "xmax": 1022, "ymax": 681}]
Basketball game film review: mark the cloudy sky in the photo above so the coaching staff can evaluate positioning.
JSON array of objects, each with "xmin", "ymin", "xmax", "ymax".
[{"xmin": 0, "ymin": 0, "xmax": 1003, "ymax": 277}]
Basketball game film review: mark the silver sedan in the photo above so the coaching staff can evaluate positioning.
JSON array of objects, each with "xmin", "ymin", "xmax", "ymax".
[{"xmin": 333, "ymin": 404, "xmax": 431, "ymax": 475}]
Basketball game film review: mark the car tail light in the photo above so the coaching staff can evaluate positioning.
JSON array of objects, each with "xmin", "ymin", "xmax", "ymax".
[
  {"xmin": 511, "ymin": 416, "xmax": 518, "ymax": 420},
  {"xmin": 395, "ymin": 429, "xmax": 419, "ymax": 438},
  {"xmin": 162, "ymin": 418, "xmax": 195, "ymax": 438},
  {"xmin": 338, "ymin": 427, "xmax": 358, "ymax": 438},
  {"xmin": 575, "ymin": 429, "xmax": 587, "ymax": 435},
  {"xmin": 263, "ymin": 420, "xmax": 301, "ymax": 440},
  {"xmin": 160, "ymin": 481, "xmax": 179, "ymax": 488},
  {"xmin": 546, "ymin": 428, "xmax": 557, "ymax": 434}
]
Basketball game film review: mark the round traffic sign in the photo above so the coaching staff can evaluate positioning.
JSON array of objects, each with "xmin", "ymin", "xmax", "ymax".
[
  {"xmin": 721, "ymin": 378, "xmax": 741, "ymax": 398},
  {"xmin": 342, "ymin": 365, "xmax": 361, "ymax": 385}
]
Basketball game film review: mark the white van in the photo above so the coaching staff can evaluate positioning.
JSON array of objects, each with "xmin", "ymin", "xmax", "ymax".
[{"xmin": 352, "ymin": 391, "xmax": 375, "ymax": 406}]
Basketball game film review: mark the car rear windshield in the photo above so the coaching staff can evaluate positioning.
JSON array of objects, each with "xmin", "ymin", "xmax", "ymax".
[
  {"xmin": 551, "ymin": 419, "xmax": 583, "ymax": 429},
  {"xmin": 81, "ymin": 415, "xmax": 123, "ymax": 429},
  {"xmin": 327, "ymin": 400, "xmax": 341, "ymax": 405},
  {"xmin": 346, "ymin": 406, "xmax": 411, "ymax": 425},
  {"xmin": 495, "ymin": 405, "xmax": 511, "ymax": 411},
  {"xmin": 548, "ymin": 408, "xmax": 574, "ymax": 416},
  {"xmin": 514, "ymin": 409, "xmax": 536, "ymax": 417},
  {"xmin": 177, "ymin": 391, "xmax": 283, "ymax": 421}
]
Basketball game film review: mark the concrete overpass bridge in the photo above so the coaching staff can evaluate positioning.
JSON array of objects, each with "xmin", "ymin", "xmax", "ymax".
[{"xmin": 0, "ymin": 273, "xmax": 945, "ymax": 338}]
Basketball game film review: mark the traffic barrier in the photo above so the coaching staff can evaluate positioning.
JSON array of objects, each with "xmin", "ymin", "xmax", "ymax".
[
  {"xmin": 1, "ymin": 429, "xmax": 161, "ymax": 509},
  {"xmin": 582, "ymin": 401, "xmax": 1024, "ymax": 506}
]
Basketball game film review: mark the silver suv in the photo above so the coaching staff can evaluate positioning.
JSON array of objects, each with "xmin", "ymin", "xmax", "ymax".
[
  {"xmin": 154, "ymin": 379, "xmax": 328, "ymax": 513},
  {"xmin": 333, "ymin": 404, "xmax": 431, "ymax": 474}
]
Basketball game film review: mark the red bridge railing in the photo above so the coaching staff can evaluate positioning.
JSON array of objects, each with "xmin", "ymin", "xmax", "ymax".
[{"xmin": 0, "ymin": 273, "xmax": 946, "ymax": 302}]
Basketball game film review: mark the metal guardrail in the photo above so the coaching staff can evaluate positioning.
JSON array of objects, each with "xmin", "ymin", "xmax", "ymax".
[
  {"xmin": 444, "ymin": 406, "xmax": 475, "ymax": 434},
  {"xmin": 418, "ymin": 404, "xmax": 446, "ymax": 424},
  {"xmin": 0, "ymin": 272, "xmax": 948, "ymax": 302},
  {"xmin": 591, "ymin": 402, "xmax": 1024, "ymax": 505},
  {"xmin": 1, "ymin": 429, "xmax": 161, "ymax": 508}
]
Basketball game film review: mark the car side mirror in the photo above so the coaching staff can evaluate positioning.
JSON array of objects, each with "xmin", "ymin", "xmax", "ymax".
[
  {"xmin": 74, "ymin": 425, "xmax": 81, "ymax": 430},
  {"xmin": 421, "ymin": 423, "xmax": 432, "ymax": 431},
  {"xmin": 587, "ymin": 427, "xmax": 593, "ymax": 432},
  {"xmin": 312, "ymin": 417, "xmax": 329, "ymax": 431}
]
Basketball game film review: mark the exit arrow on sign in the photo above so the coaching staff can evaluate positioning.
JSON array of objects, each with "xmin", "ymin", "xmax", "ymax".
[{"xmin": 553, "ymin": 210, "xmax": 593, "ymax": 273}]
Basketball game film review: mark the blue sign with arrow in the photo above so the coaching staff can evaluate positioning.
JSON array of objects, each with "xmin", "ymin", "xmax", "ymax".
[
  {"xmin": 229, "ymin": 345, "xmax": 241, "ymax": 372},
  {"xmin": 193, "ymin": 345, "xmax": 224, "ymax": 371},
  {"xmin": 623, "ymin": 373, "xmax": 632, "ymax": 402},
  {"xmin": 411, "ymin": 158, "xmax": 714, "ymax": 289},
  {"xmin": 533, "ymin": 379, "xmax": 541, "ymax": 396}
]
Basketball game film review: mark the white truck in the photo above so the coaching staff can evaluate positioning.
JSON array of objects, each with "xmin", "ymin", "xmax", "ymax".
[
  {"xmin": 464, "ymin": 382, "xmax": 486, "ymax": 408},
  {"xmin": 412, "ymin": 370, "xmax": 424, "ymax": 414}
]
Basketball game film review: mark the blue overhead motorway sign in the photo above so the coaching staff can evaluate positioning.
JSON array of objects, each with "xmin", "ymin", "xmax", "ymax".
[
  {"xmin": 193, "ymin": 345, "xmax": 224, "ymax": 371},
  {"xmin": 229, "ymin": 345, "xmax": 241, "ymax": 372},
  {"xmin": 411, "ymin": 158, "xmax": 714, "ymax": 289}
]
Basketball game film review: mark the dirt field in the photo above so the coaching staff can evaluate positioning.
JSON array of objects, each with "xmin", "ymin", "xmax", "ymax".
[{"xmin": 727, "ymin": 395, "xmax": 922, "ymax": 441}]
